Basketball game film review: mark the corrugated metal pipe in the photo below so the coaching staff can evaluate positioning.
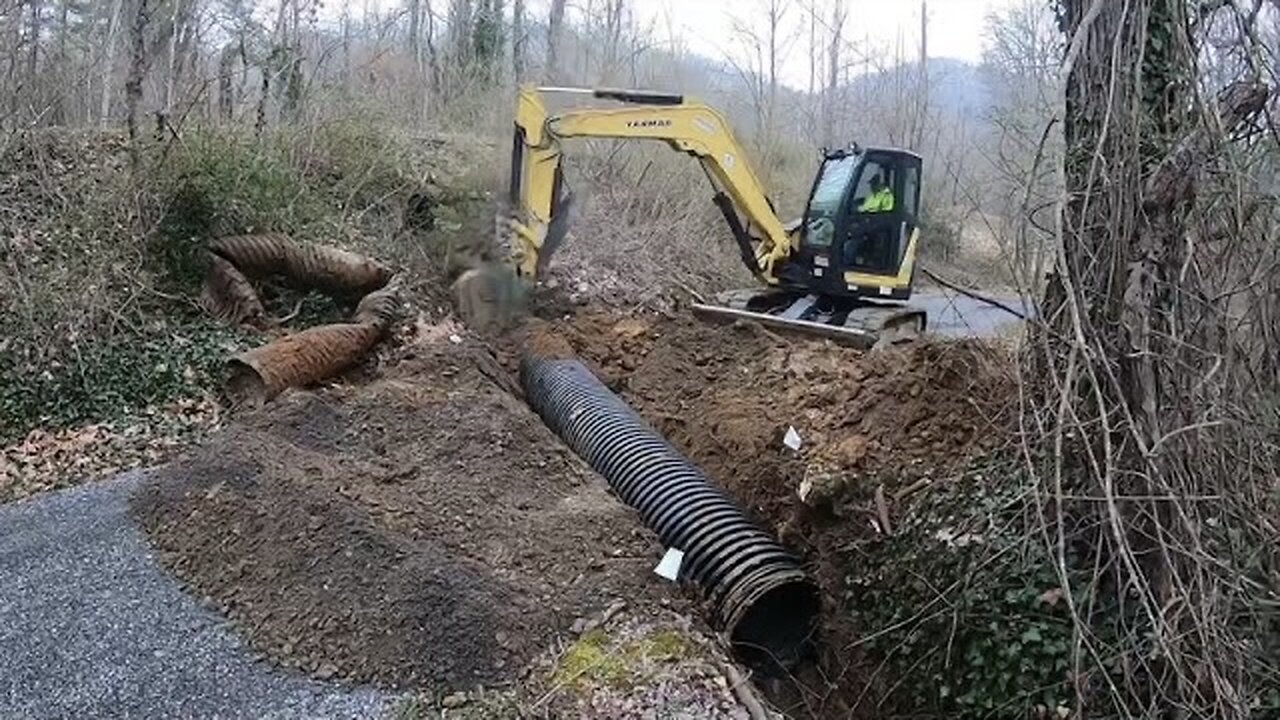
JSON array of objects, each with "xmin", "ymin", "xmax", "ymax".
[{"xmin": 520, "ymin": 356, "xmax": 819, "ymax": 668}]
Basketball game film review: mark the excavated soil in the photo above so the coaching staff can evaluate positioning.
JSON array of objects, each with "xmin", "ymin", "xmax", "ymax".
[
  {"xmin": 534, "ymin": 311, "xmax": 1016, "ymax": 538},
  {"xmin": 133, "ymin": 335, "xmax": 679, "ymax": 691},
  {"xmin": 529, "ymin": 310, "xmax": 1017, "ymax": 716},
  {"xmin": 135, "ymin": 298, "xmax": 1015, "ymax": 713}
]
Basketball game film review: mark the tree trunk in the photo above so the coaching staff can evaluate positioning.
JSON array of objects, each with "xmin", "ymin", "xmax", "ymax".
[
  {"xmin": 99, "ymin": 0, "xmax": 124, "ymax": 127},
  {"xmin": 408, "ymin": 0, "xmax": 423, "ymax": 120},
  {"xmin": 162, "ymin": 0, "xmax": 182, "ymax": 114},
  {"xmin": 602, "ymin": 0, "xmax": 623, "ymax": 80},
  {"xmin": 125, "ymin": 0, "xmax": 150, "ymax": 173},
  {"xmin": 26, "ymin": 0, "xmax": 40, "ymax": 83},
  {"xmin": 340, "ymin": 2, "xmax": 351, "ymax": 95},
  {"xmin": 423, "ymin": 0, "xmax": 441, "ymax": 99},
  {"xmin": 766, "ymin": 0, "xmax": 779, "ymax": 140},
  {"xmin": 545, "ymin": 0, "xmax": 565, "ymax": 83},
  {"xmin": 512, "ymin": 0, "xmax": 524, "ymax": 82},
  {"xmin": 218, "ymin": 40, "xmax": 237, "ymax": 121},
  {"xmin": 408, "ymin": 0, "xmax": 421, "ymax": 67},
  {"xmin": 257, "ymin": 0, "xmax": 288, "ymax": 133},
  {"xmin": 914, "ymin": 0, "xmax": 928, "ymax": 150},
  {"xmin": 1047, "ymin": 1, "xmax": 1268, "ymax": 714},
  {"xmin": 283, "ymin": 0, "xmax": 303, "ymax": 121},
  {"xmin": 471, "ymin": 0, "xmax": 503, "ymax": 82},
  {"xmin": 822, "ymin": 0, "xmax": 844, "ymax": 147},
  {"xmin": 52, "ymin": 0, "xmax": 69, "ymax": 124}
]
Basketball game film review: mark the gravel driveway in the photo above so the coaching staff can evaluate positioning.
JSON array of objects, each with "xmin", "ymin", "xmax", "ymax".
[{"xmin": 0, "ymin": 471, "xmax": 395, "ymax": 720}]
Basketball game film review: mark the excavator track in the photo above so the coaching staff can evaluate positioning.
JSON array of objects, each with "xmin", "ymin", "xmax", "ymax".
[{"xmin": 691, "ymin": 289, "xmax": 926, "ymax": 349}]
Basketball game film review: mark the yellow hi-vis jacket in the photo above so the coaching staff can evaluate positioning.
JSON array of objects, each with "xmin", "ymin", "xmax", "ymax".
[{"xmin": 859, "ymin": 187, "xmax": 895, "ymax": 213}]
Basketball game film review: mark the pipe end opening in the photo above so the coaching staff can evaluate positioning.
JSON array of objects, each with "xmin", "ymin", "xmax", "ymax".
[{"xmin": 728, "ymin": 579, "xmax": 820, "ymax": 673}]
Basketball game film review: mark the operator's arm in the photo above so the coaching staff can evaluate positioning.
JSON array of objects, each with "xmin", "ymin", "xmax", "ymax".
[{"xmin": 507, "ymin": 87, "xmax": 793, "ymax": 282}]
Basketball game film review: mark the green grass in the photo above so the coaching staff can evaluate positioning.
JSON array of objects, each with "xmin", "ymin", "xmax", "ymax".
[{"xmin": 551, "ymin": 628, "xmax": 690, "ymax": 692}]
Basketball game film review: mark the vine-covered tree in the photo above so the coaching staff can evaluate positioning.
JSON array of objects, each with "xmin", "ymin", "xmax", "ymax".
[{"xmin": 1042, "ymin": 0, "xmax": 1273, "ymax": 715}]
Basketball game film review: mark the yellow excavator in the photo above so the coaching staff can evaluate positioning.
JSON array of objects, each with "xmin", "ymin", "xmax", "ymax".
[{"xmin": 463, "ymin": 86, "xmax": 929, "ymax": 346}]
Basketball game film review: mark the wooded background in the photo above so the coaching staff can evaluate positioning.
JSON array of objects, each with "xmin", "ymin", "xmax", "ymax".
[{"xmin": 0, "ymin": 0, "xmax": 1066, "ymax": 280}]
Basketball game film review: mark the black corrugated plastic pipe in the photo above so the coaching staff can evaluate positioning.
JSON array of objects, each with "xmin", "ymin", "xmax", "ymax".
[{"xmin": 520, "ymin": 355, "xmax": 819, "ymax": 668}]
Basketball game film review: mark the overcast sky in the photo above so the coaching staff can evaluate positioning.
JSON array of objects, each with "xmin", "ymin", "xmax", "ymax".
[{"xmin": 631, "ymin": 0, "xmax": 1023, "ymax": 86}]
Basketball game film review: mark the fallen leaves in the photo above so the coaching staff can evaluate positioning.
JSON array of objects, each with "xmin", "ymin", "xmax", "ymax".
[{"xmin": 0, "ymin": 396, "xmax": 223, "ymax": 503}]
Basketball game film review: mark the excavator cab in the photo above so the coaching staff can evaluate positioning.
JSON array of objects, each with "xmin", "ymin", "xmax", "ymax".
[{"xmin": 783, "ymin": 146, "xmax": 923, "ymax": 302}]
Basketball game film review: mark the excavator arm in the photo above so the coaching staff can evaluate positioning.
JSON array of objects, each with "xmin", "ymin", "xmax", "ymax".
[{"xmin": 506, "ymin": 86, "xmax": 793, "ymax": 283}]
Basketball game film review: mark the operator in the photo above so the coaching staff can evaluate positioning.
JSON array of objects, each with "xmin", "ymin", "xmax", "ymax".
[{"xmin": 859, "ymin": 174, "xmax": 895, "ymax": 213}]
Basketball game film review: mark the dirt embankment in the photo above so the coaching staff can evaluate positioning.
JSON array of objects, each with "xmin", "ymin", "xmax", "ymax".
[
  {"xmin": 133, "ymin": 330, "xmax": 680, "ymax": 691},
  {"xmin": 134, "ymin": 299, "xmax": 1015, "ymax": 715},
  {"xmin": 535, "ymin": 312, "xmax": 1015, "ymax": 537},
  {"xmin": 527, "ymin": 310, "xmax": 1017, "ymax": 716}
]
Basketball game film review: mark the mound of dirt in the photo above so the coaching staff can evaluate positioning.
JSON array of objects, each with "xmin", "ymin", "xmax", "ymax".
[
  {"xmin": 538, "ymin": 312, "xmax": 1016, "ymax": 535},
  {"xmin": 133, "ymin": 335, "xmax": 680, "ymax": 691}
]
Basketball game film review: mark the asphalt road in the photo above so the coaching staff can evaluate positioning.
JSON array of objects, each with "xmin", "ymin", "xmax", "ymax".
[
  {"xmin": 911, "ymin": 288, "xmax": 1029, "ymax": 339},
  {"xmin": 0, "ymin": 471, "xmax": 394, "ymax": 720}
]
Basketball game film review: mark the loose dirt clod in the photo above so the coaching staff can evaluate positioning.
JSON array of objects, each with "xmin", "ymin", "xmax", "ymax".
[{"xmin": 134, "ymin": 335, "xmax": 680, "ymax": 691}]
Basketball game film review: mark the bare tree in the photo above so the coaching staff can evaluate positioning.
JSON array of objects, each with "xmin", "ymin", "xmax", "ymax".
[
  {"xmin": 724, "ymin": 0, "xmax": 794, "ymax": 175},
  {"xmin": 822, "ymin": 0, "xmax": 845, "ymax": 147},
  {"xmin": 512, "ymin": 0, "xmax": 524, "ymax": 82},
  {"xmin": 601, "ymin": 0, "xmax": 625, "ymax": 79},
  {"xmin": 981, "ymin": 0, "xmax": 1061, "ymax": 286},
  {"xmin": 545, "ymin": 0, "xmax": 565, "ymax": 82},
  {"xmin": 26, "ymin": 0, "xmax": 40, "ymax": 82},
  {"xmin": 408, "ymin": 0, "xmax": 425, "ymax": 119},
  {"xmin": 1034, "ymin": 1, "xmax": 1275, "ymax": 715},
  {"xmin": 124, "ymin": 0, "xmax": 151, "ymax": 171},
  {"xmin": 913, "ymin": 0, "xmax": 927, "ymax": 150},
  {"xmin": 408, "ymin": 0, "xmax": 421, "ymax": 74},
  {"xmin": 217, "ymin": 39, "xmax": 237, "ymax": 121}
]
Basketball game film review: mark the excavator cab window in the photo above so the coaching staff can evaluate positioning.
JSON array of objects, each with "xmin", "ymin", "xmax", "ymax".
[{"xmin": 803, "ymin": 153, "xmax": 859, "ymax": 248}]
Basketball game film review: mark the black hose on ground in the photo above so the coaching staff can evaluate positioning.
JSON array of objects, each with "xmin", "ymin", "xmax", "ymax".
[{"xmin": 520, "ymin": 356, "xmax": 819, "ymax": 669}]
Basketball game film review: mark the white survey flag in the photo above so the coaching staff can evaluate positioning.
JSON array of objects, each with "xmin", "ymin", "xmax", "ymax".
[
  {"xmin": 653, "ymin": 548, "xmax": 684, "ymax": 581},
  {"xmin": 783, "ymin": 425, "xmax": 803, "ymax": 451}
]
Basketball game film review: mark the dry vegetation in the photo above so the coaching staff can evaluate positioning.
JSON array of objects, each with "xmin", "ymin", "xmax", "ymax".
[{"xmin": 2, "ymin": 0, "xmax": 1278, "ymax": 718}]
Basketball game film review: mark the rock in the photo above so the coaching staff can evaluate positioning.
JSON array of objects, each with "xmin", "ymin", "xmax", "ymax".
[{"xmin": 441, "ymin": 692, "xmax": 468, "ymax": 709}]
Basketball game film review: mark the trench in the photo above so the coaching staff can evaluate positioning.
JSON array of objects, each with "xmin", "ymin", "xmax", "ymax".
[{"xmin": 518, "ymin": 350, "xmax": 820, "ymax": 672}]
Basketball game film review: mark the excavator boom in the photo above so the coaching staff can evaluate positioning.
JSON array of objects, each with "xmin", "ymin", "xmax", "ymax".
[{"xmin": 508, "ymin": 86, "xmax": 791, "ymax": 281}]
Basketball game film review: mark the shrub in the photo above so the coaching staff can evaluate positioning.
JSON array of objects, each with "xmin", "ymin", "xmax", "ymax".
[
  {"xmin": 839, "ymin": 460, "xmax": 1077, "ymax": 718},
  {"xmin": 1, "ymin": 118, "xmax": 485, "ymax": 442}
]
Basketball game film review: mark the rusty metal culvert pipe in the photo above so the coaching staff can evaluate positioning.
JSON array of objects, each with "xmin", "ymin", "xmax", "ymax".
[{"xmin": 520, "ymin": 356, "xmax": 819, "ymax": 668}]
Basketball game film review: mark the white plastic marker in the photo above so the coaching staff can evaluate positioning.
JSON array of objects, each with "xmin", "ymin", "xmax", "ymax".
[
  {"xmin": 653, "ymin": 548, "xmax": 685, "ymax": 581},
  {"xmin": 783, "ymin": 425, "xmax": 803, "ymax": 451}
]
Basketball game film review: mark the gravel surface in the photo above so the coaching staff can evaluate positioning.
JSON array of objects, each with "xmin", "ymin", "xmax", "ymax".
[{"xmin": 0, "ymin": 471, "xmax": 395, "ymax": 720}]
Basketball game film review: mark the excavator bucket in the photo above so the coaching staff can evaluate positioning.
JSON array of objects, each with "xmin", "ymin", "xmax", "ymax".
[
  {"xmin": 454, "ymin": 262, "xmax": 527, "ymax": 332},
  {"xmin": 691, "ymin": 289, "xmax": 926, "ymax": 350}
]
